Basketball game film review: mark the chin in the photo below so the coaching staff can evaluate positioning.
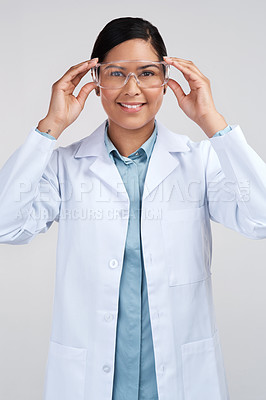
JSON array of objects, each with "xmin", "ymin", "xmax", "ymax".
[{"xmin": 111, "ymin": 115, "xmax": 154, "ymax": 130}]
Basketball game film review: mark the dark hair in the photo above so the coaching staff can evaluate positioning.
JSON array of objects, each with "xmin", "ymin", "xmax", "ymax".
[{"xmin": 90, "ymin": 17, "xmax": 168, "ymax": 62}]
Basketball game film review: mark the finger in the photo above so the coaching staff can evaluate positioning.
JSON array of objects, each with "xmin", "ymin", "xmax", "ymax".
[
  {"xmin": 76, "ymin": 81, "xmax": 98, "ymax": 109},
  {"xmin": 167, "ymin": 57, "xmax": 194, "ymax": 65},
  {"xmin": 174, "ymin": 60, "xmax": 207, "ymax": 80},
  {"xmin": 71, "ymin": 66, "xmax": 94, "ymax": 87},
  {"xmin": 70, "ymin": 58, "xmax": 98, "ymax": 71},
  {"xmin": 166, "ymin": 59, "xmax": 202, "ymax": 83},
  {"xmin": 164, "ymin": 57, "xmax": 207, "ymax": 79},
  {"xmin": 63, "ymin": 58, "xmax": 98, "ymax": 83},
  {"xmin": 167, "ymin": 78, "xmax": 186, "ymax": 104}
]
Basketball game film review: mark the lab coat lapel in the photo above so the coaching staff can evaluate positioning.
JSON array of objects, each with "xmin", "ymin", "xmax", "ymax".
[
  {"xmin": 143, "ymin": 120, "xmax": 191, "ymax": 200},
  {"xmin": 74, "ymin": 120, "xmax": 128, "ymax": 200}
]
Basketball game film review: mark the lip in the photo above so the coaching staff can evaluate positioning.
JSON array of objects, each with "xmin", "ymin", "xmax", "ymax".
[
  {"xmin": 117, "ymin": 102, "xmax": 146, "ymax": 113},
  {"xmin": 118, "ymin": 102, "xmax": 146, "ymax": 105}
]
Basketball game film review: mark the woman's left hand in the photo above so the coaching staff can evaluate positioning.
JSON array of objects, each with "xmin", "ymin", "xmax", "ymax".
[{"xmin": 163, "ymin": 57, "xmax": 228, "ymax": 137}]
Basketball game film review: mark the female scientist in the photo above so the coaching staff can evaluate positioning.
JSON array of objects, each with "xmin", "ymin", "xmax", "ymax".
[{"xmin": 0, "ymin": 16, "xmax": 266, "ymax": 400}]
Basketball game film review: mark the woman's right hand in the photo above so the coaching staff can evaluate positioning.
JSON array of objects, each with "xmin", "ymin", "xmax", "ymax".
[{"xmin": 37, "ymin": 58, "xmax": 99, "ymax": 139}]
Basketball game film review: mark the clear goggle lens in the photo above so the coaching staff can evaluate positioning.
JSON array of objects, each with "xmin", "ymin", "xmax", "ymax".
[{"xmin": 91, "ymin": 60, "xmax": 170, "ymax": 89}]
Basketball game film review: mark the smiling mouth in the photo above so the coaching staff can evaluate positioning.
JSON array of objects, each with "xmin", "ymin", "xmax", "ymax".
[{"xmin": 118, "ymin": 102, "xmax": 146, "ymax": 109}]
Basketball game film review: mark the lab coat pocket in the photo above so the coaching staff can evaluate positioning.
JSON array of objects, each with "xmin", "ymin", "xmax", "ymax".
[
  {"xmin": 181, "ymin": 330, "xmax": 228, "ymax": 400},
  {"xmin": 161, "ymin": 205, "xmax": 210, "ymax": 286},
  {"xmin": 43, "ymin": 340, "xmax": 87, "ymax": 400}
]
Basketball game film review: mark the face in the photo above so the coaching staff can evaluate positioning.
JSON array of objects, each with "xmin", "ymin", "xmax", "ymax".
[{"xmin": 95, "ymin": 39, "xmax": 167, "ymax": 132}]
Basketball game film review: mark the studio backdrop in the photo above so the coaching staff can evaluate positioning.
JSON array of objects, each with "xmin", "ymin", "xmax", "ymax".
[{"xmin": 0, "ymin": 0, "xmax": 265, "ymax": 399}]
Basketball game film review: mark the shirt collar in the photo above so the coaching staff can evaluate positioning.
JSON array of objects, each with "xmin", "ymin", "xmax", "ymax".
[{"xmin": 104, "ymin": 119, "xmax": 158, "ymax": 162}]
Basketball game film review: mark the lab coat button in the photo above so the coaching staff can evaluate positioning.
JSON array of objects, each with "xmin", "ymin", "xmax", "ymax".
[
  {"xmin": 109, "ymin": 259, "xmax": 119, "ymax": 269},
  {"xmin": 103, "ymin": 364, "xmax": 111, "ymax": 373},
  {"xmin": 104, "ymin": 313, "xmax": 114, "ymax": 322}
]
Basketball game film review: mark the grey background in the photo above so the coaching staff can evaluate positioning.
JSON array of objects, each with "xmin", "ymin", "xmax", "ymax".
[{"xmin": 0, "ymin": 0, "xmax": 265, "ymax": 398}]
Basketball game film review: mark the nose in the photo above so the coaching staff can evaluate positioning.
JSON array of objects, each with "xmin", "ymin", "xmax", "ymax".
[{"xmin": 123, "ymin": 73, "xmax": 142, "ymax": 95}]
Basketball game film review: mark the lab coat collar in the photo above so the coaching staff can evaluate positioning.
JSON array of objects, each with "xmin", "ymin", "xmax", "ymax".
[
  {"xmin": 74, "ymin": 119, "xmax": 190, "ymax": 159},
  {"xmin": 74, "ymin": 119, "xmax": 191, "ymax": 200}
]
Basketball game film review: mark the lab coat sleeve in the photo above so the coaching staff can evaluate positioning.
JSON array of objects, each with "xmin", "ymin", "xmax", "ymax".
[
  {"xmin": 203, "ymin": 124, "xmax": 266, "ymax": 239},
  {"xmin": 0, "ymin": 127, "xmax": 60, "ymax": 245}
]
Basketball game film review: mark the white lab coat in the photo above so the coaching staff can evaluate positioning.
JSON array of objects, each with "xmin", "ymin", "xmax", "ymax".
[{"xmin": 0, "ymin": 119, "xmax": 266, "ymax": 400}]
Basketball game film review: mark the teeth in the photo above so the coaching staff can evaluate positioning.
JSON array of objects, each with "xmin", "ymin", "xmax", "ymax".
[{"xmin": 120, "ymin": 103, "xmax": 143, "ymax": 109}]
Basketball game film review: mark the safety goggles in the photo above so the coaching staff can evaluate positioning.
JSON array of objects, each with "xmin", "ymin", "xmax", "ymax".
[{"xmin": 91, "ymin": 60, "xmax": 170, "ymax": 89}]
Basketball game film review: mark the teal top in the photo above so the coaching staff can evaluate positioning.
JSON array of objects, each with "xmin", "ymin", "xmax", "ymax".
[{"xmin": 104, "ymin": 119, "xmax": 158, "ymax": 399}]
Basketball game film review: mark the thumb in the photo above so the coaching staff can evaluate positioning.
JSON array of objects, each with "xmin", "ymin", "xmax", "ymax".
[
  {"xmin": 167, "ymin": 78, "xmax": 186, "ymax": 106},
  {"xmin": 76, "ymin": 82, "xmax": 98, "ymax": 109}
]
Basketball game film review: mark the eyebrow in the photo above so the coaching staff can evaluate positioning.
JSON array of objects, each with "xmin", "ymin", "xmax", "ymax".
[{"xmin": 103, "ymin": 64, "xmax": 160, "ymax": 70}]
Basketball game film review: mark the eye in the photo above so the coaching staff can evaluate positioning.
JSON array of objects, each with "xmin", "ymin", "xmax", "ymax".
[
  {"xmin": 141, "ymin": 71, "xmax": 155, "ymax": 77},
  {"xmin": 110, "ymin": 71, "xmax": 124, "ymax": 77}
]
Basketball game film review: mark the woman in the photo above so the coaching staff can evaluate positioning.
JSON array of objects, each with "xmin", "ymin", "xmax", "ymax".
[{"xmin": 0, "ymin": 16, "xmax": 266, "ymax": 400}]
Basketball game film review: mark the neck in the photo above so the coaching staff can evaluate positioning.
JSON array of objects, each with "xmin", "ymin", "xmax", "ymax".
[{"xmin": 107, "ymin": 118, "xmax": 156, "ymax": 157}]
